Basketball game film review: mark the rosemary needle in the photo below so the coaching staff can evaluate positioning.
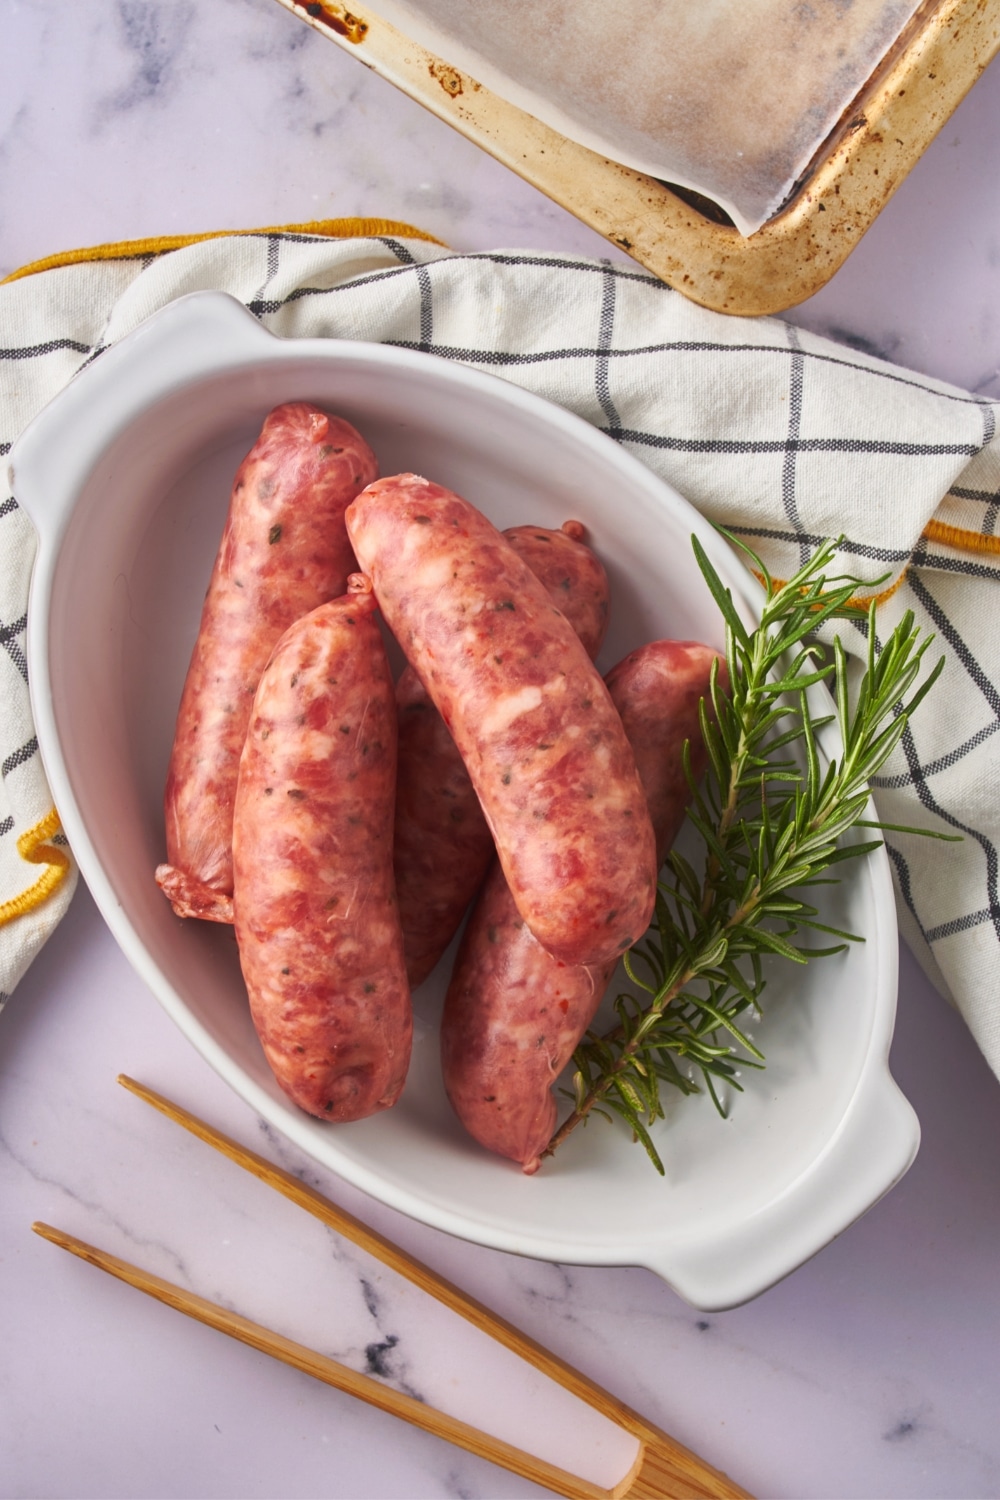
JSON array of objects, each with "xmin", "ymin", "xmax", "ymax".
[{"xmin": 545, "ymin": 532, "xmax": 953, "ymax": 1172}]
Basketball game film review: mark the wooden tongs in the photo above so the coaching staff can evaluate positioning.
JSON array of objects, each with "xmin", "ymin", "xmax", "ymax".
[{"xmin": 33, "ymin": 1076, "xmax": 750, "ymax": 1500}]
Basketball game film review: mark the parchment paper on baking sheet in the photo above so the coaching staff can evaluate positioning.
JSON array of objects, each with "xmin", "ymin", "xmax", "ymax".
[{"xmin": 367, "ymin": 0, "xmax": 924, "ymax": 235}]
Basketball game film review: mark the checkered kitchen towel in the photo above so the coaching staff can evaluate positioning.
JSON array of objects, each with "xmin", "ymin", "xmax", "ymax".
[{"xmin": 2, "ymin": 225, "xmax": 999, "ymax": 1082}]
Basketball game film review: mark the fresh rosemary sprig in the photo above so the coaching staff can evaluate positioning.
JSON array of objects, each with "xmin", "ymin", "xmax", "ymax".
[{"xmin": 545, "ymin": 532, "xmax": 952, "ymax": 1173}]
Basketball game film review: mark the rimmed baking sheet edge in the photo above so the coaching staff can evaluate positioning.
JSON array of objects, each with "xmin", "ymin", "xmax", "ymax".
[{"xmin": 273, "ymin": 0, "xmax": 1000, "ymax": 316}]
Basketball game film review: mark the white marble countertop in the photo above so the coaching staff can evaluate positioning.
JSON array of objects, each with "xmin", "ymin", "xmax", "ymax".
[{"xmin": 3, "ymin": 4, "xmax": 1000, "ymax": 1498}]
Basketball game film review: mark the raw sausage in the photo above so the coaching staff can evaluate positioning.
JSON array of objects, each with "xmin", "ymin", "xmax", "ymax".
[
  {"xmin": 347, "ymin": 475, "xmax": 657, "ymax": 969},
  {"xmin": 442, "ymin": 640, "xmax": 720, "ymax": 1171},
  {"xmin": 395, "ymin": 520, "xmax": 610, "ymax": 987},
  {"xmin": 156, "ymin": 402, "xmax": 378, "ymax": 920},
  {"xmin": 441, "ymin": 640, "xmax": 721, "ymax": 1172},
  {"xmin": 232, "ymin": 575, "xmax": 411, "ymax": 1122},
  {"xmin": 503, "ymin": 521, "xmax": 609, "ymax": 662}
]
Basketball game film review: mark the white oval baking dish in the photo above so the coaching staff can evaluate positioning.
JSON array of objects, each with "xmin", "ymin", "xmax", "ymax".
[{"xmin": 10, "ymin": 290, "xmax": 917, "ymax": 1310}]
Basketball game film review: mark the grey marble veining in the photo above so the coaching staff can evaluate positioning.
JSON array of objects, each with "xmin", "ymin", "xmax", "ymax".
[
  {"xmin": 0, "ymin": 0, "xmax": 617, "ymax": 278},
  {"xmin": 3, "ymin": 3, "xmax": 1000, "ymax": 1497}
]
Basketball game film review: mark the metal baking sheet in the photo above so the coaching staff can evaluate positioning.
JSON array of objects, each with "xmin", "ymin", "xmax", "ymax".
[{"xmin": 275, "ymin": 0, "xmax": 1000, "ymax": 313}]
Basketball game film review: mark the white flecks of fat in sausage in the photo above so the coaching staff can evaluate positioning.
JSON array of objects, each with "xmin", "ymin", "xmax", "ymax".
[
  {"xmin": 338, "ymin": 871, "xmax": 377, "ymax": 924},
  {"xmin": 353, "ymin": 694, "xmax": 372, "ymax": 753},
  {"xmin": 400, "ymin": 533, "xmax": 454, "ymax": 587},
  {"xmin": 477, "ymin": 683, "xmax": 545, "ymax": 739},
  {"xmin": 511, "ymin": 833, "xmax": 566, "ymax": 900}
]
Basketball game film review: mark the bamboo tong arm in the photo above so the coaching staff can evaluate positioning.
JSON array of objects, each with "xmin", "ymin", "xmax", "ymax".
[
  {"xmin": 31, "ymin": 1221, "xmax": 607, "ymax": 1500},
  {"xmin": 32, "ymin": 1076, "xmax": 750, "ymax": 1500},
  {"xmin": 117, "ymin": 1076, "xmax": 611, "ymax": 1413}
]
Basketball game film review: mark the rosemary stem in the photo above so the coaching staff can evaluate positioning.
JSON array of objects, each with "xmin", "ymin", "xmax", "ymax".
[
  {"xmin": 542, "ymin": 964, "xmax": 695, "ymax": 1157},
  {"xmin": 700, "ymin": 625, "xmax": 769, "ymax": 921},
  {"xmin": 544, "ymin": 886, "xmax": 767, "ymax": 1158}
]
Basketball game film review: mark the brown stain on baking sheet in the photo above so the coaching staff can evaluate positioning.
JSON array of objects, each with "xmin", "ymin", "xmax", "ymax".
[
  {"xmin": 429, "ymin": 62, "xmax": 464, "ymax": 96},
  {"xmin": 302, "ymin": 1, "xmax": 368, "ymax": 43}
]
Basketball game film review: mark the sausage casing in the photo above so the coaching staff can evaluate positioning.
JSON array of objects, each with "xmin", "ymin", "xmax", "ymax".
[
  {"xmin": 441, "ymin": 640, "xmax": 721, "ymax": 1171},
  {"xmin": 503, "ymin": 521, "xmax": 609, "ymax": 663},
  {"xmin": 232, "ymin": 578, "xmax": 411, "ymax": 1122},
  {"xmin": 395, "ymin": 520, "xmax": 610, "ymax": 987},
  {"xmin": 347, "ymin": 475, "xmax": 656, "ymax": 969},
  {"xmin": 157, "ymin": 402, "xmax": 378, "ymax": 918}
]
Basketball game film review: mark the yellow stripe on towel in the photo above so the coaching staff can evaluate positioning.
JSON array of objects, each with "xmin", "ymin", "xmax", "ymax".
[
  {"xmin": 752, "ymin": 515, "xmax": 1000, "ymax": 610},
  {"xmin": 0, "ymin": 217, "xmax": 445, "ymax": 285},
  {"xmin": 0, "ymin": 808, "xmax": 71, "ymax": 926},
  {"xmin": 923, "ymin": 518, "xmax": 1000, "ymax": 558}
]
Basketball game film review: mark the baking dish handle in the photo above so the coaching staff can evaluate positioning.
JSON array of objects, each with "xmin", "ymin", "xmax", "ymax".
[
  {"xmin": 8, "ymin": 291, "xmax": 272, "ymax": 554},
  {"xmin": 642, "ymin": 1067, "xmax": 919, "ymax": 1311}
]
